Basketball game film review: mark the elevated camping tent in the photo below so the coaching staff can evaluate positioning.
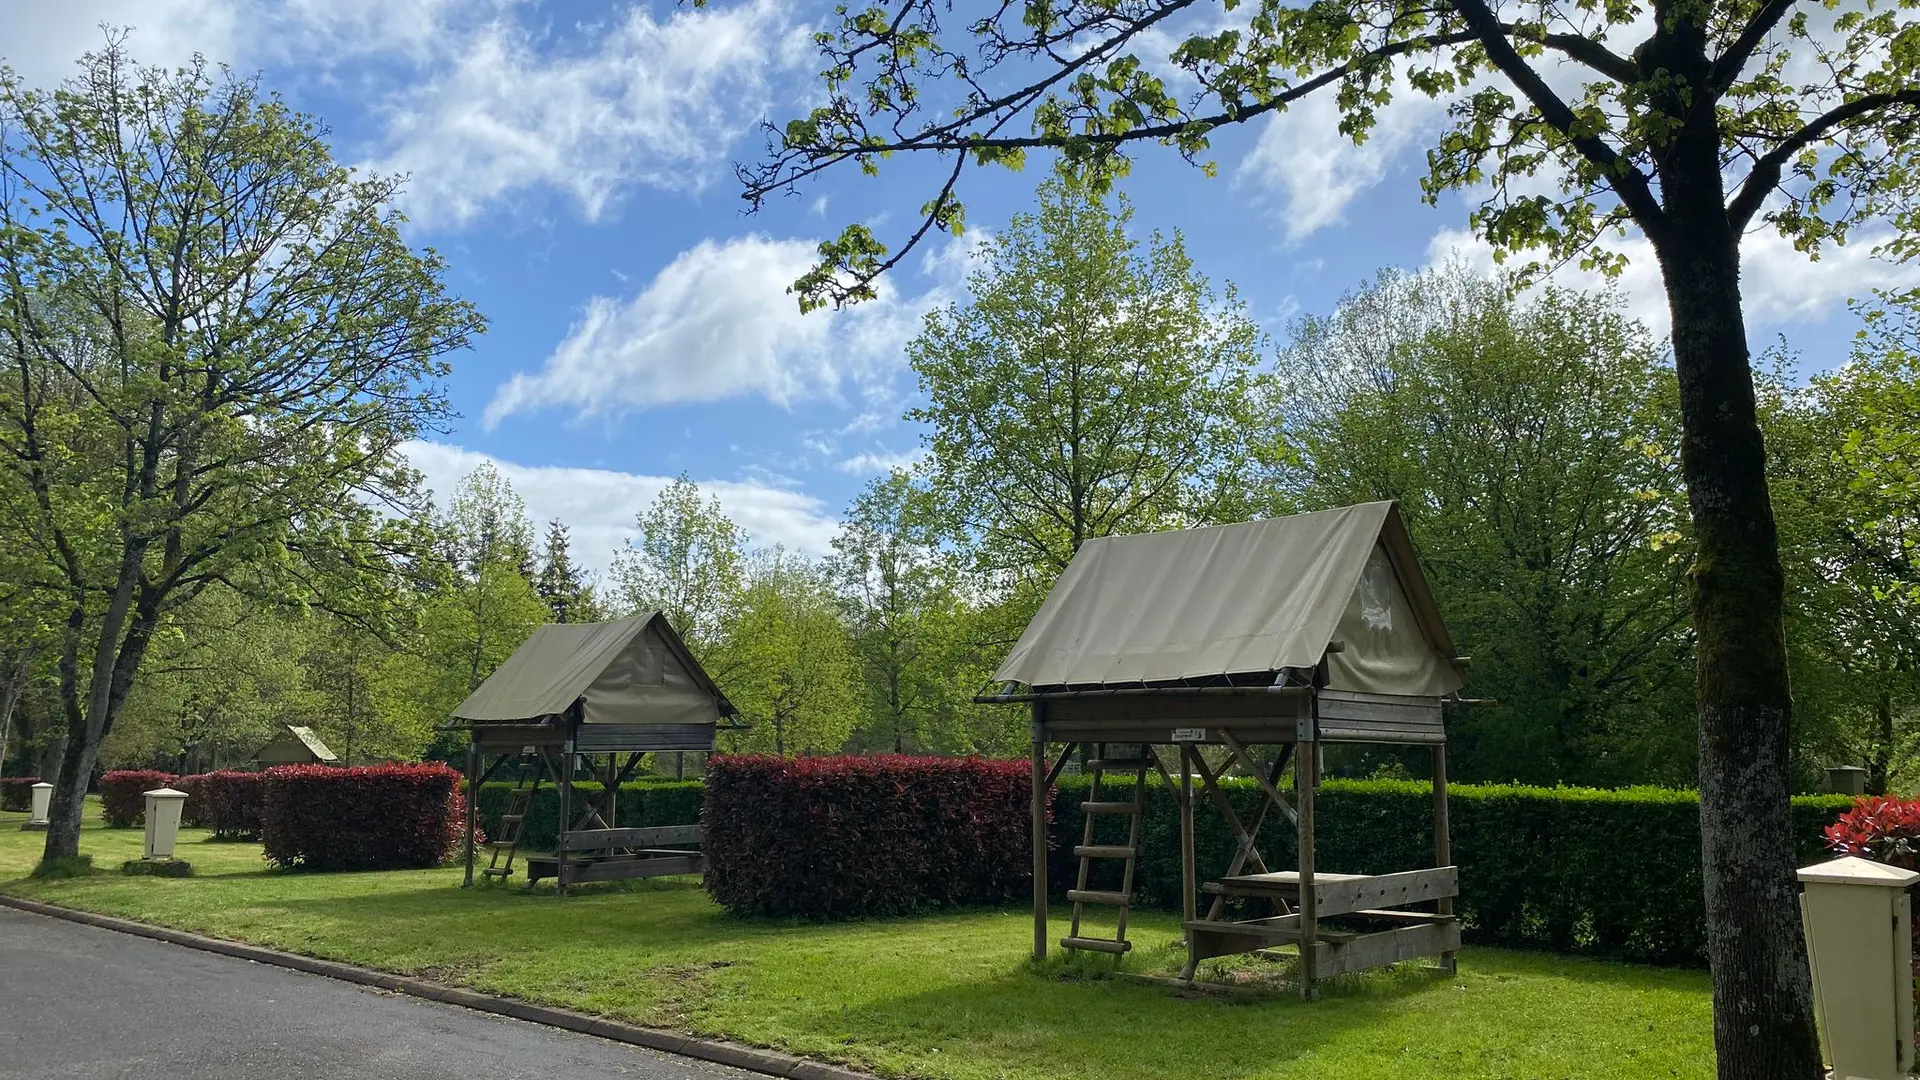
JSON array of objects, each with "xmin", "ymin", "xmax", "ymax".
[
  {"xmin": 983, "ymin": 501, "xmax": 1468, "ymax": 996},
  {"xmin": 446, "ymin": 611, "xmax": 737, "ymax": 891}
]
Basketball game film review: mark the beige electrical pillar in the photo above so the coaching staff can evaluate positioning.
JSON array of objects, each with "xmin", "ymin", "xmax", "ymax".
[
  {"xmin": 21, "ymin": 781, "xmax": 51, "ymax": 831},
  {"xmin": 142, "ymin": 787, "xmax": 188, "ymax": 860},
  {"xmin": 1799, "ymin": 856, "xmax": 1919, "ymax": 1080}
]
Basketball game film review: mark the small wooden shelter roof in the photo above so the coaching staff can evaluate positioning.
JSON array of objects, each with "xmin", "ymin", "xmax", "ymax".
[
  {"xmin": 994, "ymin": 501, "xmax": 1462, "ymax": 697},
  {"xmin": 447, "ymin": 612, "xmax": 736, "ymax": 728},
  {"xmin": 253, "ymin": 724, "xmax": 338, "ymax": 764}
]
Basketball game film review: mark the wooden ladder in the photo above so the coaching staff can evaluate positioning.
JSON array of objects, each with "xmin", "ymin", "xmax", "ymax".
[
  {"xmin": 1062, "ymin": 746, "xmax": 1150, "ymax": 955},
  {"xmin": 482, "ymin": 754, "xmax": 545, "ymax": 880}
]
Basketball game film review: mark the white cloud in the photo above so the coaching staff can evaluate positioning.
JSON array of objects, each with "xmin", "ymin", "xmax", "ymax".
[
  {"xmin": 369, "ymin": 0, "xmax": 806, "ymax": 228},
  {"xmin": 1424, "ymin": 224, "xmax": 1920, "ymax": 341},
  {"xmin": 485, "ymin": 233, "xmax": 958, "ymax": 427},
  {"xmin": 1236, "ymin": 73, "xmax": 1448, "ymax": 245},
  {"xmin": 837, "ymin": 448, "xmax": 926, "ymax": 475},
  {"xmin": 6, "ymin": 1, "xmax": 804, "ymax": 229},
  {"xmin": 0, "ymin": 0, "xmax": 240, "ymax": 87},
  {"xmin": 402, "ymin": 440, "xmax": 839, "ymax": 581}
]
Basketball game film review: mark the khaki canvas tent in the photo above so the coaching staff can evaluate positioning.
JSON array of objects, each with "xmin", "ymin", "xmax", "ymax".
[
  {"xmin": 983, "ymin": 501, "xmax": 1467, "ymax": 997},
  {"xmin": 252, "ymin": 724, "xmax": 339, "ymax": 767},
  {"xmin": 445, "ymin": 612, "xmax": 737, "ymax": 892}
]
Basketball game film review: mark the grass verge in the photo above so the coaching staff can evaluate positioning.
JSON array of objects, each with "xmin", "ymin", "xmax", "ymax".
[{"xmin": 0, "ymin": 803, "xmax": 1714, "ymax": 1079}]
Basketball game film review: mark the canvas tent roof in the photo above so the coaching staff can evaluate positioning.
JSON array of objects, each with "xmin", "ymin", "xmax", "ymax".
[
  {"xmin": 449, "ymin": 612, "xmax": 736, "ymax": 726},
  {"xmin": 993, "ymin": 502, "xmax": 1463, "ymax": 697}
]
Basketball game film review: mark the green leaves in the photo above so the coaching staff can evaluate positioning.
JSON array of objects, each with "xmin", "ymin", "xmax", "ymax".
[
  {"xmin": 1274, "ymin": 267, "xmax": 1695, "ymax": 786},
  {"xmin": 0, "ymin": 39, "xmax": 479, "ymax": 803},
  {"xmin": 907, "ymin": 175, "xmax": 1269, "ymax": 582}
]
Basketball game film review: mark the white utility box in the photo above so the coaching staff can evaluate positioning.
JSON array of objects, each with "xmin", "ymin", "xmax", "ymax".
[
  {"xmin": 1799, "ymin": 856, "xmax": 1918, "ymax": 1080},
  {"xmin": 142, "ymin": 786, "xmax": 189, "ymax": 860},
  {"xmin": 21, "ymin": 781, "xmax": 52, "ymax": 830}
]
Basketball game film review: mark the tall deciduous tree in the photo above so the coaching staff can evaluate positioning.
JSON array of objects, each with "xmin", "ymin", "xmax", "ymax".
[
  {"xmin": 612, "ymin": 476, "xmax": 746, "ymax": 656},
  {"xmin": 829, "ymin": 471, "xmax": 1003, "ymax": 752},
  {"xmin": 907, "ymin": 176, "xmax": 1264, "ymax": 583},
  {"xmin": 742, "ymin": 1, "xmax": 1920, "ymax": 1065},
  {"xmin": 1278, "ymin": 268, "xmax": 1694, "ymax": 786},
  {"xmin": 1770, "ymin": 293, "xmax": 1920, "ymax": 793},
  {"xmin": 0, "ymin": 44, "xmax": 479, "ymax": 863},
  {"xmin": 723, "ymin": 549, "xmax": 860, "ymax": 756}
]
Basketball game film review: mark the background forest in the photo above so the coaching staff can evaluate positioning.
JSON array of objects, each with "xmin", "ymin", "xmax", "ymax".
[{"xmin": 4, "ymin": 173, "xmax": 1917, "ymax": 795}]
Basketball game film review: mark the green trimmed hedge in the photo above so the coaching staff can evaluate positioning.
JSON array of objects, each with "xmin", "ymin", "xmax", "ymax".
[
  {"xmin": 480, "ymin": 769, "xmax": 1848, "ymax": 967},
  {"xmin": 1047, "ymin": 775, "xmax": 1850, "ymax": 966},
  {"xmin": 474, "ymin": 778, "xmax": 702, "ymax": 852}
]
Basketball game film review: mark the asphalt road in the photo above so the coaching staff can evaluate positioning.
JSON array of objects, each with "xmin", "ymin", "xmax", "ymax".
[{"xmin": 0, "ymin": 907, "xmax": 750, "ymax": 1080}]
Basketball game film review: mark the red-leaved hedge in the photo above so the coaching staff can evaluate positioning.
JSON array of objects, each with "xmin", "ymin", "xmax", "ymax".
[
  {"xmin": 703, "ymin": 754, "xmax": 1033, "ymax": 919},
  {"xmin": 100, "ymin": 770, "xmax": 179, "ymax": 827},
  {"xmin": 177, "ymin": 771, "xmax": 267, "ymax": 840},
  {"xmin": 1, "ymin": 776, "xmax": 39, "ymax": 812},
  {"xmin": 261, "ymin": 763, "xmax": 467, "ymax": 871}
]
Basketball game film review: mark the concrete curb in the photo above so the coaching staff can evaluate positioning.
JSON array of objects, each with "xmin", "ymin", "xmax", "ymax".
[{"xmin": 0, "ymin": 893, "xmax": 874, "ymax": 1080}]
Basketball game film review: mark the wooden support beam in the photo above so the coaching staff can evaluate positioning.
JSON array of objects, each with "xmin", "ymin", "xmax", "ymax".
[
  {"xmin": 462, "ymin": 741, "xmax": 479, "ymax": 888},
  {"xmin": 1042, "ymin": 741, "xmax": 1080, "ymax": 791},
  {"xmin": 1203, "ymin": 741, "xmax": 1294, "ymax": 922},
  {"xmin": 1180, "ymin": 746, "xmax": 1196, "ymax": 926},
  {"xmin": 1030, "ymin": 705, "xmax": 1048, "ymax": 962},
  {"xmin": 1433, "ymin": 743, "xmax": 1456, "ymax": 973},
  {"xmin": 557, "ymin": 740, "xmax": 574, "ymax": 897},
  {"xmin": 1297, "ymin": 723, "xmax": 1318, "ymax": 1001},
  {"xmin": 1188, "ymin": 751, "xmax": 1271, "ymax": 878},
  {"xmin": 1218, "ymin": 730, "xmax": 1298, "ymax": 826}
]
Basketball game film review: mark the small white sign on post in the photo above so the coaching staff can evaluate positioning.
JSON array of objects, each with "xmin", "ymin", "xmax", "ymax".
[{"xmin": 1170, "ymin": 727, "xmax": 1207, "ymax": 743}]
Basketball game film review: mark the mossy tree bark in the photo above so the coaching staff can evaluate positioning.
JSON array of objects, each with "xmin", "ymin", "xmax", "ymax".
[{"xmin": 1654, "ymin": 148, "xmax": 1820, "ymax": 1076}]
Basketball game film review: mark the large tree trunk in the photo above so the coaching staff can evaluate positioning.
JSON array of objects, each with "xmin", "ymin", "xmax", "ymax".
[
  {"xmin": 1655, "ymin": 188, "xmax": 1822, "ymax": 1077},
  {"xmin": 41, "ymin": 730, "xmax": 100, "ymax": 861}
]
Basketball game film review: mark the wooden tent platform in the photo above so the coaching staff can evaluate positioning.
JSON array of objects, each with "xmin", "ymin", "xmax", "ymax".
[{"xmin": 1021, "ymin": 699, "xmax": 1460, "ymax": 996}]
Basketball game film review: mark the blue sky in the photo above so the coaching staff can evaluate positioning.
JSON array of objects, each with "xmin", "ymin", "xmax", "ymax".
[{"xmin": 7, "ymin": 0, "xmax": 1915, "ymax": 583}]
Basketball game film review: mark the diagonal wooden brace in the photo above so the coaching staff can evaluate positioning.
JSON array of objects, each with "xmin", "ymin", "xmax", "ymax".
[
  {"xmin": 1220, "ymin": 730, "xmax": 1298, "ymax": 827},
  {"xmin": 1188, "ymin": 750, "xmax": 1271, "ymax": 879}
]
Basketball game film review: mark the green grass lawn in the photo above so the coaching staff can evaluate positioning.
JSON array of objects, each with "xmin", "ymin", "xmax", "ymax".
[{"xmin": 0, "ymin": 803, "xmax": 1713, "ymax": 1079}]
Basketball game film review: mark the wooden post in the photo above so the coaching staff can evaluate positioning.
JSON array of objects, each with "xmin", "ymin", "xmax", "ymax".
[
  {"xmin": 462, "ymin": 741, "xmax": 478, "ymax": 888},
  {"xmin": 1433, "ymin": 742, "xmax": 1455, "ymax": 973},
  {"xmin": 1298, "ymin": 701, "xmax": 1319, "ymax": 1000},
  {"xmin": 1180, "ymin": 745, "xmax": 1196, "ymax": 926},
  {"xmin": 1030, "ymin": 702, "xmax": 1049, "ymax": 962},
  {"xmin": 557, "ymin": 740, "xmax": 574, "ymax": 896},
  {"xmin": 605, "ymin": 753, "xmax": 618, "ymax": 830}
]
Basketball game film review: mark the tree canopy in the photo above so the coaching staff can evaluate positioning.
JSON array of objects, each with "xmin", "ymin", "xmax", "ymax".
[
  {"xmin": 0, "ymin": 43, "xmax": 481, "ymax": 860},
  {"xmin": 1277, "ymin": 267, "xmax": 1693, "ymax": 785},
  {"xmin": 909, "ymin": 175, "xmax": 1265, "ymax": 584}
]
